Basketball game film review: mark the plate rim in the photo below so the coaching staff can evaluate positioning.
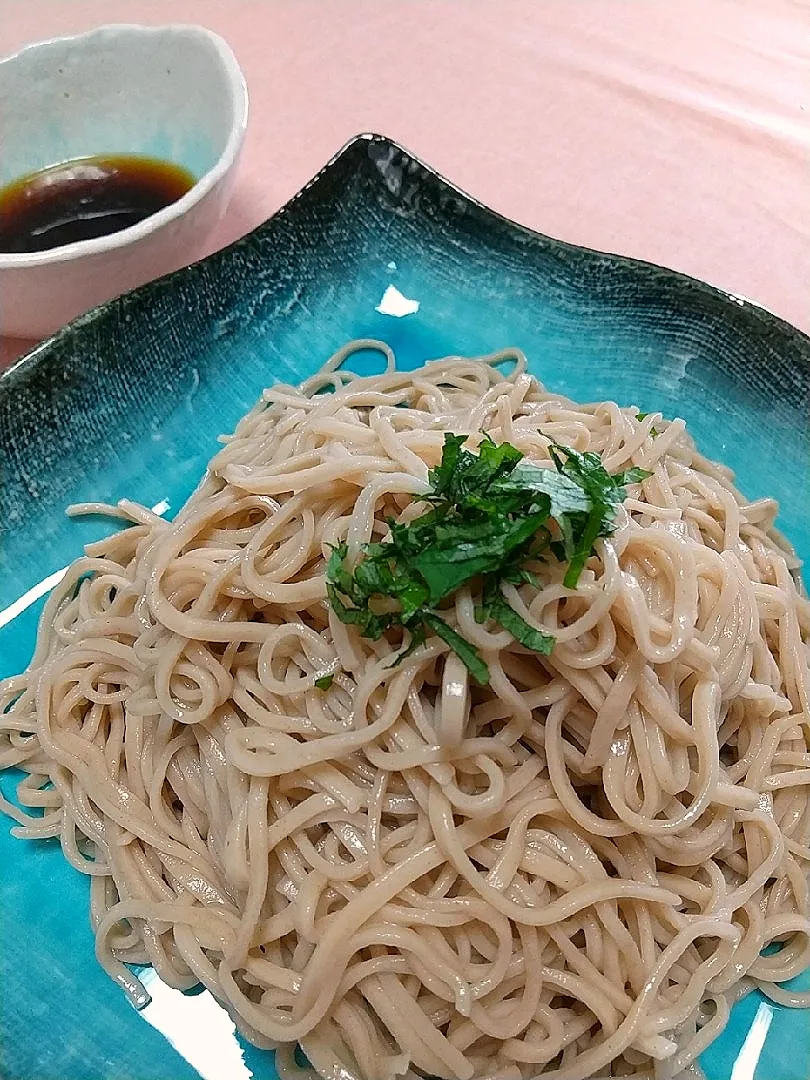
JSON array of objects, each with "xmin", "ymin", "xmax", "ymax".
[
  {"xmin": 1, "ymin": 131, "xmax": 808, "ymax": 1080},
  {"xmin": 2, "ymin": 130, "xmax": 808, "ymax": 393}
]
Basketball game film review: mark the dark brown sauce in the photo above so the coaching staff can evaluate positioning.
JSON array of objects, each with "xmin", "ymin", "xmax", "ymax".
[{"xmin": 0, "ymin": 154, "xmax": 196, "ymax": 254}]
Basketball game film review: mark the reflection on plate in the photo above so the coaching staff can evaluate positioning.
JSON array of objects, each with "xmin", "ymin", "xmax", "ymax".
[{"xmin": 0, "ymin": 133, "xmax": 808, "ymax": 1080}]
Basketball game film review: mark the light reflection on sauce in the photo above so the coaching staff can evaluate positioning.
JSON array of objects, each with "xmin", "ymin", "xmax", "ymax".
[{"xmin": 0, "ymin": 155, "xmax": 195, "ymax": 253}]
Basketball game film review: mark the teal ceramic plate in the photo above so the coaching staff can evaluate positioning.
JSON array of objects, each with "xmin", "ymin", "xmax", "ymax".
[{"xmin": 1, "ymin": 134, "xmax": 808, "ymax": 1080}]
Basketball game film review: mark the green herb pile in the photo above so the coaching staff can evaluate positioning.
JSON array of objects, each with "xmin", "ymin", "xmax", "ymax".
[{"xmin": 326, "ymin": 434, "xmax": 648, "ymax": 685}]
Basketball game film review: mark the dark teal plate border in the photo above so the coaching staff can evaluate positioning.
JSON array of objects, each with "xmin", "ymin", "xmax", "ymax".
[{"xmin": 1, "ymin": 133, "xmax": 808, "ymax": 1080}]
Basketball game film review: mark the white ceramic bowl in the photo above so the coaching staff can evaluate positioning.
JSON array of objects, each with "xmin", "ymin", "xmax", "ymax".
[{"xmin": 0, "ymin": 24, "xmax": 248, "ymax": 339}]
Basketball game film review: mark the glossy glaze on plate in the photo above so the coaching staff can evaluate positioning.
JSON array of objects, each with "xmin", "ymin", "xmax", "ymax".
[{"xmin": 0, "ymin": 133, "xmax": 808, "ymax": 1080}]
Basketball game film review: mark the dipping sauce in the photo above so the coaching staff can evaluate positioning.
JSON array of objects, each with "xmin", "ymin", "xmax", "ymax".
[{"xmin": 0, "ymin": 154, "xmax": 196, "ymax": 254}]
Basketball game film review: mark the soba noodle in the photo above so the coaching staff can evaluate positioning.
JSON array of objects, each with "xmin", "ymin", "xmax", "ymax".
[{"xmin": 2, "ymin": 342, "xmax": 809, "ymax": 1080}]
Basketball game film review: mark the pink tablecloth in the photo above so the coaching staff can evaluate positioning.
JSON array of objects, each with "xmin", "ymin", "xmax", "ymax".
[{"xmin": 2, "ymin": 0, "xmax": 808, "ymax": 369}]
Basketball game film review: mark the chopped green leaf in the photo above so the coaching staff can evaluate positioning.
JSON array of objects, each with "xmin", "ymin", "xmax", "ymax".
[
  {"xmin": 563, "ymin": 504, "xmax": 605, "ymax": 588},
  {"xmin": 549, "ymin": 443, "xmax": 648, "ymax": 544},
  {"xmin": 615, "ymin": 466, "xmax": 651, "ymax": 486},
  {"xmin": 422, "ymin": 613, "xmax": 490, "ymax": 685},
  {"xmin": 427, "ymin": 433, "xmax": 469, "ymax": 499},
  {"xmin": 325, "ymin": 432, "xmax": 640, "ymax": 683},
  {"xmin": 326, "ymin": 582, "xmax": 394, "ymax": 640},
  {"xmin": 389, "ymin": 625, "xmax": 427, "ymax": 667},
  {"xmin": 314, "ymin": 674, "xmax": 334, "ymax": 690},
  {"xmin": 475, "ymin": 574, "xmax": 500, "ymax": 624},
  {"xmin": 428, "ymin": 433, "xmax": 524, "ymax": 512},
  {"xmin": 409, "ymin": 509, "xmax": 548, "ymax": 605},
  {"xmin": 502, "ymin": 463, "xmax": 591, "ymax": 519},
  {"xmin": 489, "ymin": 593, "xmax": 555, "ymax": 654},
  {"xmin": 635, "ymin": 411, "xmax": 660, "ymax": 437}
]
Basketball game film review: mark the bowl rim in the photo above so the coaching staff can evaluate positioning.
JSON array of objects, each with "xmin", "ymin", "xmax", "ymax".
[{"xmin": 0, "ymin": 22, "xmax": 249, "ymax": 270}]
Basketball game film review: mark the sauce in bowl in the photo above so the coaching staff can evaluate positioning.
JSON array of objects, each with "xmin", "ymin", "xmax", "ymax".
[{"xmin": 0, "ymin": 154, "xmax": 196, "ymax": 253}]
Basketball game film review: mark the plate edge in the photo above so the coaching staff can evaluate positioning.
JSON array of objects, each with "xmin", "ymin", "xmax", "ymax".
[{"xmin": 2, "ymin": 129, "xmax": 808, "ymax": 393}]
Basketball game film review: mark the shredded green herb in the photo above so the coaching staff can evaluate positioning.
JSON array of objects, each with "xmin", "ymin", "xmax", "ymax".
[
  {"xmin": 635, "ymin": 411, "xmax": 660, "ymax": 437},
  {"xmin": 326, "ymin": 435, "xmax": 648, "ymax": 685},
  {"xmin": 314, "ymin": 674, "xmax": 334, "ymax": 691}
]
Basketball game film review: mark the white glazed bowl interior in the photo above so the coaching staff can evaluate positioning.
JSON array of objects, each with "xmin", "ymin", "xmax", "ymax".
[
  {"xmin": 0, "ymin": 24, "xmax": 247, "ymax": 338},
  {"xmin": 0, "ymin": 24, "xmax": 241, "ymax": 201}
]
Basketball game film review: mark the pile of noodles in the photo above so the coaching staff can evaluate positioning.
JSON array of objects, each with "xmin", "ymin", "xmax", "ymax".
[{"xmin": 1, "ymin": 342, "xmax": 809, "ymax": 1080}]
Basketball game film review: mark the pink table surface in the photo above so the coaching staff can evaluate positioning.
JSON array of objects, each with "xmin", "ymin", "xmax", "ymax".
[{"xmin": 1, "ymin": 0, "xmax": 808, "ymax": 371}]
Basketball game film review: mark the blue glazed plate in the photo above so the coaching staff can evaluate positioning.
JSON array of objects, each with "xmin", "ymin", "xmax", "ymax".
[{"xmin": 1, "ymin": 133, "xmax": 808, "ymax": 1080}]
